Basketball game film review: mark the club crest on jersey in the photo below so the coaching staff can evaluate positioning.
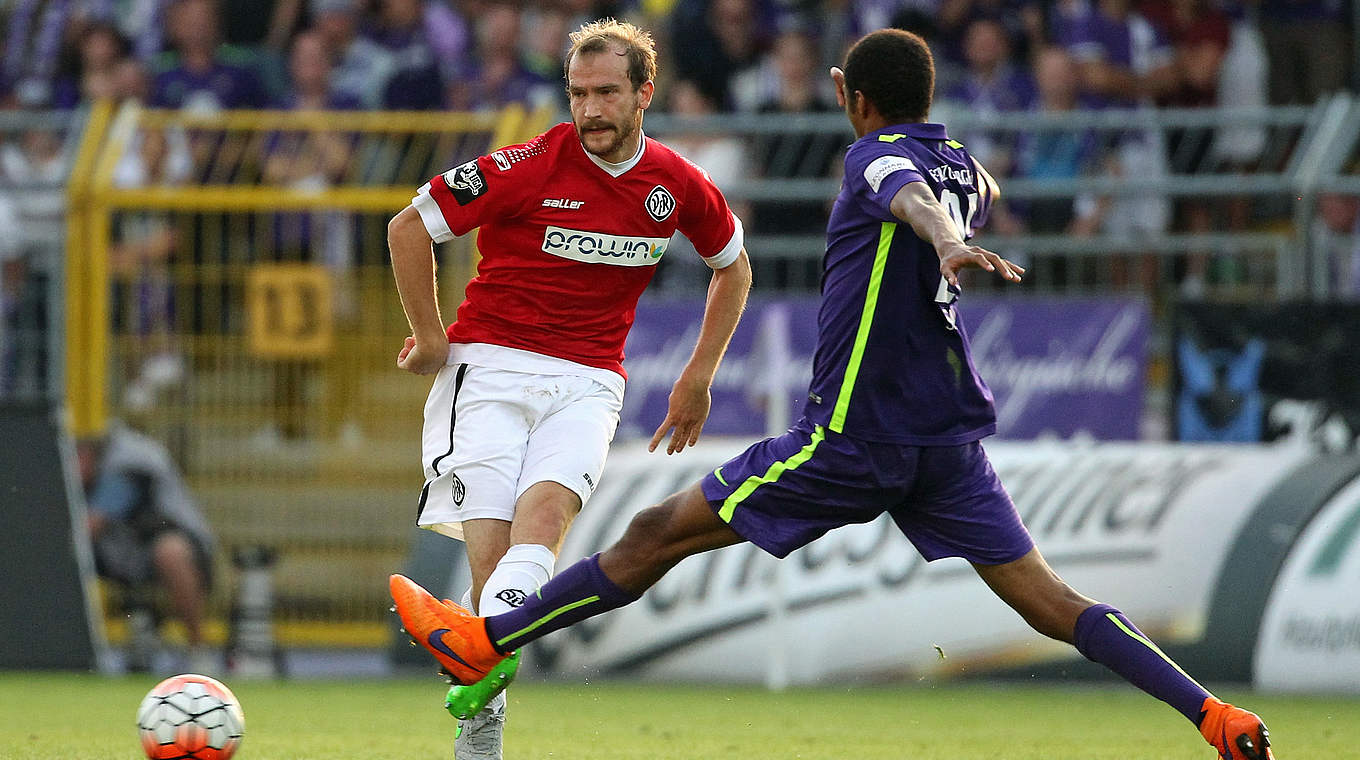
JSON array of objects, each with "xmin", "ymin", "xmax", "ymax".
[
  {"xmin": 541, "ymin": 225, "xmax": 668, "ymax": 267},
  {"xmin": 645, "ymin": 185, "xmax": 676, "ymax": 222},
  {"xmin": 444, "ymin": 160, "xmax": 486, "ymax": 205}
]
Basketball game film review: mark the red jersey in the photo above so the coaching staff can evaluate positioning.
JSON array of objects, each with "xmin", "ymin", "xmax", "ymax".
[{"xmin": 412, "ymin": 122, "xmax": 743, "ymax": 378}]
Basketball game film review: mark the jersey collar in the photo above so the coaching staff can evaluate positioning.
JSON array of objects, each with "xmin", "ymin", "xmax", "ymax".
[
  {"xmin": 584, "ymin": 130, "xmax": 647, "ymax": 177},
  {"xmin": 866, "ymin": 122, "xmax": 949, "ymax": 142}
]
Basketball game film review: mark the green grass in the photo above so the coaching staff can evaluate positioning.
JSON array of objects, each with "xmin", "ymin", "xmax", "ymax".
[{"xmin": 0, "ymin": 673, "xmax": 1356, "ymax": 759}]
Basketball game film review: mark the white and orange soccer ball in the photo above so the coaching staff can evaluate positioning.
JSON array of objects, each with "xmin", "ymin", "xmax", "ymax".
[{"xmin": 136, "ymin": 674, "xmax": 244, "ymax": 760}]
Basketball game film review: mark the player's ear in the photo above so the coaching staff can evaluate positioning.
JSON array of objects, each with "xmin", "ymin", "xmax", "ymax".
[
  {"xmin": 637, "ymin": 80, "xmax": 655, "ymax": 110},
  {"xmin": 830, "ymin": 67, "xmax": 846, "ymax": 108}
]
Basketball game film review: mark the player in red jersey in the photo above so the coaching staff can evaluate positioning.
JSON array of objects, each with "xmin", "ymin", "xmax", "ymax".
[{"xmin": 385, "ymin": 18, "xmax": 752, "ymax": 760}]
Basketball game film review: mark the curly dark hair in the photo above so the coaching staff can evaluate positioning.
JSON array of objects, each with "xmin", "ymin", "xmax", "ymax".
[{"xmin": 842, "ymin": 29, "xmax": 934, "ymax": 124}]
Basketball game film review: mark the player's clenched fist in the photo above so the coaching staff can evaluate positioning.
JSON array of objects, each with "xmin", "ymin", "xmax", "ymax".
[{"xmin": 397, "ymin": 335, "xmax": 449, "ymax": 375}]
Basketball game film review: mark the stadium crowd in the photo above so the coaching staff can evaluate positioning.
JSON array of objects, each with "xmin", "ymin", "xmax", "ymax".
[
  {"xmin": 0, "ymin": 0, "xmax": 1352, "ymax": 116},
  {"xmin": 0, "ymin": 1, "xmax": 1358, "ymax": 399}
]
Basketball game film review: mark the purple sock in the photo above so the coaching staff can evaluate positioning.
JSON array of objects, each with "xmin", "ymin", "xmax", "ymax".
[
  {"xmin": 1073, "ymin": 603, "xmax": 1212, "ymax": 725},
  {"xmin": 484, "ymin": 553, "xmax": 639, "ymax": 653}
]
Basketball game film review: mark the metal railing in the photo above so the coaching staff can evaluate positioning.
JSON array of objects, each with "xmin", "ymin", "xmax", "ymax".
[{"xmin": 643, "ymin": 95, "xmax": 1360, "ymax": 298}]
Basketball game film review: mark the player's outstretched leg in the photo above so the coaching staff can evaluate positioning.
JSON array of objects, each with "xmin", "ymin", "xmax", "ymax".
[{"xmin": 974, "ymin": 549, "xmax": 1276, "ymax": 759}]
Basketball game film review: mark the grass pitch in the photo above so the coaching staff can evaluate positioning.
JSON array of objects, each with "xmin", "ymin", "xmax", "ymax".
[{"xmin": 0, "ymin": 673, "xmax": 1355, "ymax": 759}]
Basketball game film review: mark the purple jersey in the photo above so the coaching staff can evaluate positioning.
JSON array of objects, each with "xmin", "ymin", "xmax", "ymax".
[{"xmin": 802, "ymin": 122, "xmax": 996, "ymax": 445}]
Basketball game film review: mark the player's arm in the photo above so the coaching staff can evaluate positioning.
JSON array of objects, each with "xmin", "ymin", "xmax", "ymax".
[
  {"xmin": 888, "ymin": 182, "xmax": 1023, "ymax": 287},
  {"xmin": 650, "ymin": 249, "xmax": 752, "ymax": 455},
  {"xmin": 388, "ymin": 205, "xmax": 450, "ymax": 374}
]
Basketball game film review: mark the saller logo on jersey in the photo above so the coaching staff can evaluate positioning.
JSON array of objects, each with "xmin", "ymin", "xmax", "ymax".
[
  {"xmin": 864, "ymin": 155, "xmax": 917, "ymax": 193},
  {"xmin": 541, "ymin": 225, "xmax": 668, "ymax": 266},
  {"xmin": 645, "ymin": 185, "xmax": 676, "ymax": 222},
  {"xmin": 444, "ymin": 160, "xmax": 486, "ymax": 205}
]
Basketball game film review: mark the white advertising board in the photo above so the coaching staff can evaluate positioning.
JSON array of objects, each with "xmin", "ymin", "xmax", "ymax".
[{"xmin": 1254, "ymin": 474, "xmax": 1360, "ymax": 693}]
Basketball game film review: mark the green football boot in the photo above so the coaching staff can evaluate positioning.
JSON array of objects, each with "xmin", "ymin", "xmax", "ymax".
[{"xmin": 445, "ymin": 650, "xmax": 520, "ymax": 720}]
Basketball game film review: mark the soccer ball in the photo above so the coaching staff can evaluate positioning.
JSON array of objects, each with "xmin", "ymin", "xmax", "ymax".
[{"xmin": 136, "ymin": 674, "xmax": 245, "ymax": 760}]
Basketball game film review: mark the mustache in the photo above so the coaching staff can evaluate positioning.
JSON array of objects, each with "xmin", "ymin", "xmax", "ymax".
[{"xmin": 578, "ymin": 122, "xmax": 616, "ymax": 132}]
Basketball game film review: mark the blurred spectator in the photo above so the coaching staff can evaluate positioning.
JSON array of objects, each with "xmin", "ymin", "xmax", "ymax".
[
  {"xmin": 313, "ymin": 0, "xmax": 398, "ymax": 109},
  {"xmin": 110, "ymin": 56, "xmax": 192, "ymax": 413},
  {"xmin": 1054, "ymin": 0, "xmax": 1178, "ymax": 107},
  {"xmin": 937, "ymin": 0, "xmax": 1046, "ymax": 65},
  {"xmin": 671, "ymin": 0, "xmax": 772, "ymax": 109},
  {"xmin": 78, "ymin": 423, "xmax": 216, "ymax": 672},
  {"xmin": 1015, "ymin": 46, "xmax": 1101, "ymax": 236},
  {"xmin": 1055, "ymin": 0, "xmax": 1174, "ymax": 268},
  {"xmin": 1259, "ymin": 0, "xmax": 1349, "ymax": 106},
  {"xmin": 256, "ymin": 28, "xmax": 361, "ymax": 443},
  {"xmin": 1207, "ymin": 12, "xmax": 1267, "ymax": 169},
  {"xmin": 1139, "ymin": 0, "xmax": 1229, "ymax": 111},
  {"xmin": 940, "ymin": 17, "xmax": 1037, "ymax": 173},
  {"xmin": 445, "ymin": 1, "xmax": 556, "ymax": 112},
  {"xmin": 522, "ymin": 5, "xmax": 572, "ymax": 93},
  {"xmin": 151, "ymin": 0, "xmax": 269, "ymax": 110},
  {"xmin": 370, "ymin": 0, "xmax": 466, "ymax": 110},
  {"xmin": 731, "ymin": 20, "xmax": 835, "ymax": 112},
  {"xmin": 2, "ymin": 0, "xmax": 113, "ymax": 107},
  {"xmin": 657, "ymin": 79, "xmax": 750, "ymax": 289},
  {"xmin": 1310, "ymin": 193, "xmax": 1360, "ymax": 298},
  {"xmin": 279, "ymin": 28, "xmax": 360, "ymax": 110},
  {"xmin": 50, "ymin": 22, "xmax": 131, "ymax": 107},
  {"xmin": 222, "ymin": 0, "xmax": 308, "ymax": 50},
  {"xmin": 746, "ymin": 27, "xmax": 843, "ymax": 237},
  {"xmin": 1139, "ymin": 0, "xmax": 1231, "ymax": 292},
  {"xmin": 217, "ymin": 0, "xmax": 310, "ymax": 104},
  {"xmin": 0, "ymin": 194, "xmax": 22, "ymax": 395},
  {"xmin": 0, "ymin": 126, "xmax": 69, "ymax": 396}
]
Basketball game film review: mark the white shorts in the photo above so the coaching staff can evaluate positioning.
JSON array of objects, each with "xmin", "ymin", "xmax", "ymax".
[{"xmin": 417, "ymin": 345, "xmax": 625, "ymax": 541}]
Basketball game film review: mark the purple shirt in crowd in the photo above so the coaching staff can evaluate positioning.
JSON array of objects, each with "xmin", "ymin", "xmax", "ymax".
[
  {"xmin": 1052, "ymin": 2, "xmax": 1170, "ymax": 107},
  {"xmin": 803, "ymin": 123, "xmax": 996, "ymax": 445},
  {"xmin": 151, "ymin": 61, "xmax": 267, "ymax": 110}
]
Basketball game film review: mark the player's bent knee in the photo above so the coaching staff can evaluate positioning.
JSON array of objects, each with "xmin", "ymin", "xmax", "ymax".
[{"xmin": 152, "ymin": 532, "xmax": 194, "ymax": 567}]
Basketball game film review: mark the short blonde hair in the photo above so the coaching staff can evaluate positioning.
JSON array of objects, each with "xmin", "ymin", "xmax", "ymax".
[{"xmin": 565, "ymin": 18, "xmax": 657, "ymax": 91}]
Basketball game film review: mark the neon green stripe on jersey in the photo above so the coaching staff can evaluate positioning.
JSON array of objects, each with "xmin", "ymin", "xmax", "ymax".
[
  {"xmin": 829, "ymin": 221, "xmax": 894, "ymax": 434},
  {"xmin": 495, "ymin": 595, "xmax": 600, "ymax": 649},
  {"xmin": 877, "ymin": 133, "xmax": 908, "ymax": 143},
  {"xmin": 717, "ymin": 426, "xmax": 826, "ymax": 523}
]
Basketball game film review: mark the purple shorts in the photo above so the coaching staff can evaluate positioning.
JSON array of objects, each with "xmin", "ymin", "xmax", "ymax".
[{"xmin": 700, "ymin": 418, "xmax": 1034, "ymax": 565}]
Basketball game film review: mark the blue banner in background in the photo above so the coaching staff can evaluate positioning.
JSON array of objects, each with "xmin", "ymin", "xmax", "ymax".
[{"xmin": 620, "ymin": 297, "xmax": 1148, "ymax": 441}]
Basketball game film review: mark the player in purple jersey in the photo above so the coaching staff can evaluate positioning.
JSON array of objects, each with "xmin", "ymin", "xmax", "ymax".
[{"xmin": 391, "ymin": 28, "xmax": 1276, "ymax": 760}]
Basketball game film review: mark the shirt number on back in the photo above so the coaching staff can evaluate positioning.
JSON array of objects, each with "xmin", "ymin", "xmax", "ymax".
[{"xmin": 941, "ymin": 189, "xmax": 978, "ymax": 239}]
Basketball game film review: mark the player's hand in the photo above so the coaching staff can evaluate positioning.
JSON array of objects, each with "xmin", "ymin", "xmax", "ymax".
[
  {"xmin": 649, "ymin": 376, "xmax": 712, "ymax": 455},
  {"xmin": 396, "ymin": 335, "xmax": 449, "ymax": 375},
  {"xmin": 938, "ymin": 242, "xmax": 1024, "ymax": 287}
]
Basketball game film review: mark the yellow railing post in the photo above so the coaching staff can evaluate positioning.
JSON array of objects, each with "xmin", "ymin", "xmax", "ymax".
[{"xmin": 65, "ymin": 99, "xmax": 115, "ymax": 437}]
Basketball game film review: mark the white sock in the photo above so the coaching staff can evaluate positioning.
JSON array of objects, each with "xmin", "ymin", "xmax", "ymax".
[{"xmin": 479, "ymin": 543, "xmax": 555, "ymax": 617}]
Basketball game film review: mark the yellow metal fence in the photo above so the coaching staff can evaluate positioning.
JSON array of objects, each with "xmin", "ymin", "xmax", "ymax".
[{"xmin": 68, "ymin": 102, "xmax": 552, "ymax": 642}]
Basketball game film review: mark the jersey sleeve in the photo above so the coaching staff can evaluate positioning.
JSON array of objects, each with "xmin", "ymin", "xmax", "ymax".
[
  {"xmin": 675, "ymin": 160, "xmax": 744, "ymax": 269},
  {"xmin": 411, "ymin": 152, "xmax": 526, "ymax": 243},
  {"xmin": 853, "ymin": 143, "xmax": 927, "ymax": 222}
]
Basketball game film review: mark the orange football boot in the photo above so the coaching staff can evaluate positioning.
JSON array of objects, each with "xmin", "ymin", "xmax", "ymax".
[
  {"xmin": 389, "ymin": 574, "xmax": 506, "ymax": 685},
  {"xmin": 1200, "ymin": 697, "xmax": 1275, "ymax": 760}
]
